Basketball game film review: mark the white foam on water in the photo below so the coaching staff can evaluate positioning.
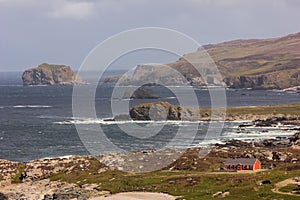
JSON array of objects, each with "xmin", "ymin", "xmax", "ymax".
[
  {"xmin": 32, "ymin": 155, "xmax": 74, "ymax": 161},
  {"xmin": 198, "ymin": 139, "xmax": 225, "ymax": 146},
  {"xmin": 13, "ymin": 105, "xmax": 52, "ymax": 108},
  {"xmin": 54, "ymin": 118, "xmax": 210, "ymax": 125}
]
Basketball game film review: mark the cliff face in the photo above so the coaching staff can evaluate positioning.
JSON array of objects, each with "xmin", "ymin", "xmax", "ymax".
[
  {"xmin": 22, "ymin": 63, "xmax": 83, "ymax": 86},
  {"xmin": 131, "ymin": 32, "xmax": 300, "ymax": 89}
]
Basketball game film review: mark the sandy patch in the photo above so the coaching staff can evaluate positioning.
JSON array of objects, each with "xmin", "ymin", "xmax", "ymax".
[
  {"xmin": 272, "ymin": 177, "xmax": 300, "ymax": 196},
  {"xmin": 91, "ymin": 192, "xmax": 176, "ymax": 200}
]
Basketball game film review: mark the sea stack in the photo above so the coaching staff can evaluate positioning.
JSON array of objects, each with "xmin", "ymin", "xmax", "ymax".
[{"xmin": 22, "ymin": 63, "xmax": 84, "ymax": 86}]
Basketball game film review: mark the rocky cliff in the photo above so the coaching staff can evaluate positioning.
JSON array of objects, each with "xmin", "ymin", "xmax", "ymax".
[
  {"xmin": 130, "ymin": 32, "xmax": 300, "ymax": 89},
  {"xmin": 22, "ymin": 63, "xmax": 84, "ymax": 86}
]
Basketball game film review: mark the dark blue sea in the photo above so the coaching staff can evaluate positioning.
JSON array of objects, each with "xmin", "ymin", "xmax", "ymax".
[{"xmin": 0, "ymin": 71, "xmax": 299, "ymax": 162}]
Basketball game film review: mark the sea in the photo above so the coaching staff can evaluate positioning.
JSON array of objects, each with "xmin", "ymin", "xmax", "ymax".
[{"xmin": 0, "ymin": 71, "xmax": 299, "ymax": 162}]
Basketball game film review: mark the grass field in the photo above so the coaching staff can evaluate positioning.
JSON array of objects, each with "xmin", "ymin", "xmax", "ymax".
[
  {"xmin": 225, "ymin": 103, "xmax": 300, "ymax": 116},
  {"xmin": 49, "ymin": 169, "xmax": 300, "ymax": 199},
  {"xmin": 49, "ymin": 158, "xmax": 300, "ymax": 200}
]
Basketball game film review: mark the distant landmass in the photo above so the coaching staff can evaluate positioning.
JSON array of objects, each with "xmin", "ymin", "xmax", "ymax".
[
  {"xmin": 22, "ymin": 63, "xmax": 84, "ymax": 86},
  {"xmin": 129, "ymin": 32, "xmax": 300, "ymax": 89}
]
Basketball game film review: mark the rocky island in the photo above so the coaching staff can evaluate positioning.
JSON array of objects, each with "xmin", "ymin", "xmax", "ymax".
[{"xmin": 22, "ymin": 63, "xmax": 84, "ymax": 86}]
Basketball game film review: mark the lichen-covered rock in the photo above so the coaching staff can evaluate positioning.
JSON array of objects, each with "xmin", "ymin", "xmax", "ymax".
[{"xmin": 22, "ymin": 63, "xmax": 84, "ymax": 86}]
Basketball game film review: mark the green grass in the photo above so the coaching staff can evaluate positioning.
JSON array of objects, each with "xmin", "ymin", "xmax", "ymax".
[
  {"xmin": 198, "ymin": 103, "xmax": 300, "ymax": 118},
  {"xmin": 38, "ymin": 63, "xmax": 68, "ymax": 72},
  {"xmin": 226, "ymin": 103, "xmax": 300, "ymax": 116},
  {"xmin": 49, "ymin": 167, "xmax": 300, "ymax": 200},
  {"xmin": 279, "ymin": 184, "xmax": 300, "ymax": 194},
  {"xmin": 11, "ymin": 165, "xmax": 25, "ymax": 184},
  {"xmin": 233, "ymin": 64, "xmax": 274, "ymax": 76}
]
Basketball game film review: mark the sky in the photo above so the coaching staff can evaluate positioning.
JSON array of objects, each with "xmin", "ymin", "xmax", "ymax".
[{"xmin": 1, "ymin": 0, "xmax": 300, "ymax": 71}]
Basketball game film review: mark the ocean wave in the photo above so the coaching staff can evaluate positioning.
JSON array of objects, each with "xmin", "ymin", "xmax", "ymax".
[
  {"xmin": 13, "ymin": 105, "xmax": 53, "ymax": 108},
  {"xmin": 54, "ymin": 118, "xmax": 205, "ymax": 125},
  {"xmin": 0, "ymin": 84, "xmax": 23, "ymax": 87},
  {"xmin": 198, "ymin": 139, "xmax": 225, "ymax": 146},
  {"xmin": 165, "ymin": 97, "xmax": 176, "ymax": 99},
  {"xmin": 224, "ymin": 128, "xmax": 296, "ymax": 139}
]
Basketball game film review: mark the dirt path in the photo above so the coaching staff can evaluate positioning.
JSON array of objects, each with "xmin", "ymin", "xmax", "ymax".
[
  {"xmin": 272, "ymin": 177, "xmax": 300, "ymax": 196},
  {"xmin": 90, "ymin": 192, "xmax": 176, "ymax": 200}
]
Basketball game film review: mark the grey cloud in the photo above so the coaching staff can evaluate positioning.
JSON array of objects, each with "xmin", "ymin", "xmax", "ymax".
[{"xmin": 0, "ymin": 0, "xmax": 299, "ymax": 71}]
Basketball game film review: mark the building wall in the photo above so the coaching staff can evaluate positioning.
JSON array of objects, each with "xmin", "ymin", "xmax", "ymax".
[
  {"xmin": 253, "ymin": 160, "xmax": 261, "ymax": 170},
  {"xmin": 225, "ymin": 160, "xmax": 261, "ymax": 171}
]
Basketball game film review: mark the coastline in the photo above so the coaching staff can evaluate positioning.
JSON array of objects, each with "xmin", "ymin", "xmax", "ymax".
[
  {"xmin": 1, "ymin": 131, "xmax": 299, "ymax": 199},
  {"xmin": 1, "ymin": 104, "xmax": 300, "ymax": 199}
]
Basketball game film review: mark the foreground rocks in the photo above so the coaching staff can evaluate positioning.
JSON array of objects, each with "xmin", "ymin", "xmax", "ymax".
[
  {"xmin": 22, "ymin": 63, "xmax": 84, "ymax": 86},
  {"xmin": 23, "ymin": 156, "xmax": 107, "ymax": 182},
  {"xmin": 0, "ymin": 156, "xmax": 108, "ymax": 199},
  {"xmin": 1, "ymin": 179, "xmax": 108, "ymax": 200}
]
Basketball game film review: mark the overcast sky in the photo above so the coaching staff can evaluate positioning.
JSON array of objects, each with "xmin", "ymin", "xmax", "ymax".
[{"xmin": 1, "ymin": 0, "xmax": 300, "ymax": 71}]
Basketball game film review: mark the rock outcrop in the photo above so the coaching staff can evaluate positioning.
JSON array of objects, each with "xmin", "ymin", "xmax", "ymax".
[
  {"xmin": 124, "ymin": 86, "xmax": 159, "ymax": 99},
  {"xmin": 22, "ymin": 63, "xmax": 84, "ymax": 86},
  {"xmin": 129, "ymin": 102, "xmax": 199, "ymax": 121}
]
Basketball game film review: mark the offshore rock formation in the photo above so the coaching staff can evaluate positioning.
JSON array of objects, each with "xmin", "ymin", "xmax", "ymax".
[
  {"xmin": 124, "ymin": 86, "xmax": 159, "ymax": 99},
  {"xmin": 129, "ymin": 102, "xmax": 199, "ymax": 121},
  {"xmin": 22, "ymin": 63, "xmax": 84, "ymax": 86}
]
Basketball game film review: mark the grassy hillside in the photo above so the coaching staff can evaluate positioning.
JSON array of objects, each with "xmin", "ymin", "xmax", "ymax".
[{"xmin": 132, "ymin": 32, "xmax": 300, "ymax": 89}]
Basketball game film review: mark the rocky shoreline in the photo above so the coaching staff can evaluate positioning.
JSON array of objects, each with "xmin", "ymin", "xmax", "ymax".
[
  {"xmin": 125, "ymin": 101, "xmax": 300, "ymax": 122},
  {"xmin": 0, "ymin": 130, "xmax": 299, "ymax": 199},
  {"xmin": 1, "ymin": 109, "xmax": 300, "ymax": 199}
]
